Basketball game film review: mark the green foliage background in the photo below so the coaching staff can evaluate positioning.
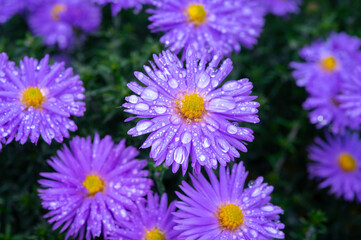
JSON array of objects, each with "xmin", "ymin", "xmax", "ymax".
[{"xmin": 1, "ymin": 0, "xmax": 361, "ymax": 239}]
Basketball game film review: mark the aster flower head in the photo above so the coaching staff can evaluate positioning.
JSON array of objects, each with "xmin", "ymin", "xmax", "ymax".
[
  {"xmin": 123, "ymin": 48, "xmax": 260, "ymax": 175},
  {"xmin": 290, "ymin": 32, "xmax": 361, "ymax": 133},
  {"xmin": 290, "ymin": 32, "xmax": 361, "ymax": 89},
  {"xmin": 39, "ymin": 134, "xmax": 153, "ymax": 239},
  {"xmin": 258, "ymin": 0, "xmax": 302, "ymax": 16},
  {"xmin": 148, "ymin": 0, "xmax": 265, "ymax": 58},
  {"xmin": 0, "ymin": 53, "xmax": 85, "ymax": 148},
  {"xmin": 108, "ymin": 193, "xmax": 179, "ymax": 240},
  {"xmin": 174, "ymin": 162, "xmax": 285, "ymax": 239},
  {"xmin": 92, "ymin": 0, "xmax": 149, "ymax": 15},
  {"xmin": 0, "ymin": 0, "xmax": 24, "ymax": 24},
  {"xmin": 28, "ymin": 0, "xmax": 101, "ymax": 49},
  {"xmin": 308, "ymin": 132, "xmax": 361, "ymax": 202}
]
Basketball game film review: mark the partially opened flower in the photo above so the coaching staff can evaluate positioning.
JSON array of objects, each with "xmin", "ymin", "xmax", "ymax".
[
  {"xmin": 108, "ymin": 193, "xmax": 179, "ymax": 240},
  {"xmin": 308, "ymin": 133, "xmax": 361, "ymax": 202},
  {"xmin": 92, "ymin": 0, "xmax": 148, "ymax": 15},
  {"xmin": 148, "ymin": 0, "xmax": 265, "ymax": 58},
  {"xmin": 259, "ymin": 0, "xmax": 302, "ymax": 16},
  {"xmin": 28, "ymin": 0, "xmax": 101, "ymax": 49},
  {"xmin": 123, "ymin": 48, "xmax": 260, "ymax": 174},
  {"xmin": 0, "ymin": 53, "xmax": 85, "ymax": 147},
  {"xmin": 39, "ymin": 134, "xmax": 153, "ymax": 239},
  {"xmin": 174, "ymin": 162, "xmax": 285, "ymax": 239}
]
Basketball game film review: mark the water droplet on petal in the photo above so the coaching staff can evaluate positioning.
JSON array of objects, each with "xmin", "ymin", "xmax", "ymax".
[
  {"xmin": 227, "ymin": 125, "xmax": 237, "ymax": 134},
  {"xmin": 141, "ymin": 87, "xmax": 158, "ymax": 101},
  {"xmin": 174, "ymin": 146, "xmax": 187, "ymax": 164},
  {"xmin": 168, "ymin": 78, "xmax": 179, "ymax": 88},
  {"xmin": 136, "ymin": 120, "xmax": 153, "ymax": 132},
  {"xmin": 207, "ymin": 97, "xmax": 236, "ymax": 112},
  {"xmin": 181, "ymin": 131, "xmax": 192, "ymax": 144},
  {"xmin": 129, "ymin": 95, "xmax": 138, "ymax": 104},
  {"xmin": 196, "ymin": 72, "xmax": 210, "ymax": 88},
  {"xmin": 262, "ymin": 206, "xmax": 274, "ymax": 212},
  {"xmin": 135, "ymin": 103, "xmax": 149, "ymax": 111},
  {"xmin": 154, "ymin": 106, "xmax": 166, "ymax": 114},
  {"xmin": 222, "ymin": 81, "xmax": 239, "ymax": 91}
]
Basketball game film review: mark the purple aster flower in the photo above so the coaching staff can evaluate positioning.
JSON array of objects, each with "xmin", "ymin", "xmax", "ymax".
[
  {"xmin": 290, "ymin": 32, "xmax": 361, "ymax": 89},
  {"xmin": 258, "ymin": 0, "xmax": 301, "ymax": 16},
  {"xmin": 0, "ymin": 0, "xmax": 24, "ymax": 24},
  {"xmin": 28, "ymin": 0, "xmax": 101, "ymax": 49},
  {"xmin": 308, "ymin": 132, "xmax": 361, "ymax": 202},
  {"xmin": 123, "ymin": 48, "xmax": 260, "ymax": 174},
  {"xmin": 0, "ymin": 53, "xmax": 85, "ymax": 147},
  {"xmin": 92, "ymin": 0, "xmax": 149, "ymax": 16},
  {"xmin": 148, "ymin": 0, "xmax": 265, "ymax": 58},
  {"xmin": 290, "ymin": 33, "xmax": 361, "ymax": 133},
  {"xmin": 108, "ymin": 193, "xmax": 179, "ymax": 240},
  {"xmin": 174, "ymin": 162, "xmax": 285, "ymax": 239},
  {"xmin": 39, "ymin": 134, "xmax": 153, "ymax": 239}
]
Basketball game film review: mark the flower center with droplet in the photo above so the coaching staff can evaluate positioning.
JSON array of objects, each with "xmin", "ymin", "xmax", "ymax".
[
  {"xmin": 145, "ymin": 228, "xmax": 166, "ymax": 240},
  {"xmin": 338, "ymin": 153, "xmax": 357, "ymax": 172},
  {"xmin": 82, "ymin": 174, "xmax": 104, "ymax": 196},
  {"xmin": 217, "ymin": 204, "xmax": 243, "ymax": 231},
  {"xmin": 187, "ymin": 4, "xmax": 207, "ymax": 26},
  {"xmin": 180, "ymin": 93, "xmax": 205, "ymax": 120},
  {"xmin": 320, "ymin": 56, "xmax": 337, "ymax": 72},
  {"xmin": 21, "ymin": 87, "xmax": 45, "ymax": 109},
  {"xmin": 51, "ymin": 3, "xmax": 67, "ymax": 21}
]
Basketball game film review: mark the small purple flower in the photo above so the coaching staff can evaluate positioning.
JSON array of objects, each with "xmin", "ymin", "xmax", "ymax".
[
  {"xmin": 308, "ymin": 133, "xmax": 361, "ymax": 202},
  {"xmin": 0, "ymin": 53, "xmax": 85, "ymax": 147},
  {"xmin": 148, "ymin": 0, "xmax": 265, "ymax": 58},
  {"xmin": 123, "ymin": 48, "xmax": 260, "ymax": 174},
  {"xmin": 290, "ymin": 32, "xmax": 361, "ymax": 133},
  {"xmin": 39, "ymin": 134, "xmax": 153, "ymax": 239},
  {"xmin": 108, "ymin": 193, "xmax": 179, "ymax": 240},
  {"xmin": 93, "ymin": 0, "xmax": 149, "ymax": 15},
  {"xmin": 28, "ymin": 0, "xmax": 101, "ymax": 49},
  {"xmin": 174, "ymin": 162, "xmax": 285, "ymax": 239},
  {"xmin": 0, "ymin": 0, "xmax": 24, "ymax": 24},
  {"xmin": 259, "ymin": 0, "xmax": 301, "ymax": 16},
  {"xmin": 290, "ymin": 32, "xmax": 361, "ymax": 89}
]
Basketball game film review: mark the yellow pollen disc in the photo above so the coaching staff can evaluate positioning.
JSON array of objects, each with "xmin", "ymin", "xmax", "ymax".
[
  {"xmin": 320, "ymin": 56, "xmax": 337, "ymax": 72},
  {"xmin": 217, "ymin": 204, "xmax": 243, "ymax": 231},
  {"xmin": 338, "ymin": 153, "xmax": 357, "ymax": 172},
  {"xmin": 180, "ymin": 93, "xmax": 205, "ymax": 120},
  {"xmin": 82, "ymin": 174, "xmax": 104, "ymax": 196},
  {"xmin": 187, "ymin": 4, "xmax": 207, "ymax": 26},
  {"xmin": 51, "ymin": 3, "xmax": 67, "ymax": 21},
  {"xmin": 21, "ymin": 87, "xmax": 45, "ymax": 109},
  {"xmin": 145, "ymin": 228, "xmax": 166, "ymax": 240}
]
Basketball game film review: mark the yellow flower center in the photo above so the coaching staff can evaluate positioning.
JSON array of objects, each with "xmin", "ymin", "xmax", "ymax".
[
  {"xmin": 145, "ymin": 228, "xmax": 166, "ymax": 240},
  {"xmin": 217, "ymin": 204, "xmax": 243, "ymax": 231},
  {"xmin": 82, "ymin": 174, "xmax": 104, "ymax": 196},
  {"xmin": 51, "ymin": 3, "xmax": 67, "ymax": 21},
  {"xmin": 187, "ymin": 4, "xmax": 207, "ymax": 26},
  {"xmin": 320, "ymin": 56, "xmax": 337, "ymax": 72},
  {"xmin": 21, "ymin": 87, "xmax": 45, "ymax": 109},
  {"xmin": 179, "ymin": 93, "xmax": 205, "ymax": 120},
  {"xmin": 338, "ymin": 153, "xmax": 357, "ymax": 172}
]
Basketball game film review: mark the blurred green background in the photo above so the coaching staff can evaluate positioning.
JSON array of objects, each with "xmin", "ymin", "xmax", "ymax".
[{"xmin": 1, "ymin": 0, "xmax": 361, "ymax": 239}]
